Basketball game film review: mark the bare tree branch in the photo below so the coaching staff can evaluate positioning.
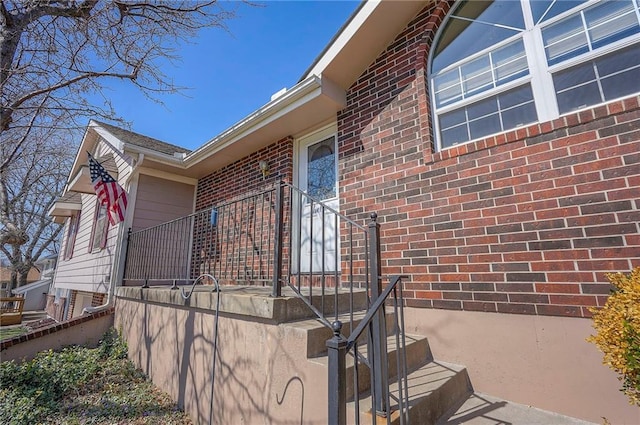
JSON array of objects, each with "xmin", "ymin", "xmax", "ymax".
[{"xmin": 1, "ymin": 0, "xmax": 241, "ymax": 289}]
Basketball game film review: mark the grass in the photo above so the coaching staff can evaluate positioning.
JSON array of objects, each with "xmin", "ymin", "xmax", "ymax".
[
  {"xmin": 0, "ymin": 328, "xmax": 192, "ymax": 425},
  {"xmin": 0, "ymin": 326, "xmax": 27, "ymax": 341}
]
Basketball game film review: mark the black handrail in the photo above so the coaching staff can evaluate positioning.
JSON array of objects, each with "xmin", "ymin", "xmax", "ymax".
[
  {"xmin": 327, "ymin": 275, "xmax": 409, "ymax": 425},
  {"xmin": 346, "ymin": 275, "xmax": 406, "ymax": 350},
  {"xmin": 123, "ymin": 181, "xmax": 373, "ymax": 328}
]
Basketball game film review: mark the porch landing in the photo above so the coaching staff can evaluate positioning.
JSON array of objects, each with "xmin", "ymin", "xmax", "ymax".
[{"xmin": 115, "ymin": 285, "xmax": 368, "ymax": 324}]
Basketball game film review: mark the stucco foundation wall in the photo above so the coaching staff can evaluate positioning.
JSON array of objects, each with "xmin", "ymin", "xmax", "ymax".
[
  {"xmin": 404, "ymin": 307, "xmax": 640, "ymax": 424},
  {"xmin": 115, "ymin": 297, "xmax": 328, "ymax": 425}
]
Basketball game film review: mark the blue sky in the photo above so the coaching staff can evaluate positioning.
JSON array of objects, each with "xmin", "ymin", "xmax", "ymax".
[{"xmin": 99, "ymin": 1, "xmax": 360, "ymax": 150}]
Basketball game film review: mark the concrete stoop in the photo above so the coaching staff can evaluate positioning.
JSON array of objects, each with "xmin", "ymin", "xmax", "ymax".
[{"xmin": 284, "ymin": 312, "xmax": 595, "ymax": 425}]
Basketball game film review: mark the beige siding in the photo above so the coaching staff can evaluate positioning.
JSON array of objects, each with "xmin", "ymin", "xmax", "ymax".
[
  {"xmin": 54, "ymin": 139, "xmax": 132, "ymax": 293},
  {"xmin": 132, "ymin": 174, "xmax": 195, "ymax": 231},
  {"xmin": 53, "ymin": 138, "xmax": 194, "ymax": 294},
  {"xmin": 54, "ymin": 192, "xmax": 116, "ymax": 293}
]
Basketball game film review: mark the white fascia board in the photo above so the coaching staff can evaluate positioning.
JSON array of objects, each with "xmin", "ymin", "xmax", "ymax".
[
  {"xmin": 65, "ymin": 123, "xmax": 98, "ymax": 190},
  {"xmin": 65, "ymin": 120, "xmax": 127, "ymax": 194},
  {"xmin": 91, "ymin": 123, "xmax": 124, "ymax": 152},
  {"xmin": 122, "ymin": 144, "xmax": 186, "ymax": 167},
  {"xmin": 12, "ymin": 278, "xmax": 52, "ymax": 295},
  {"xmin": 47, "ymin": 201, "xmax": 82, "ymax": 217},
  {"xmin": 184, "ymin": 75, "xmax": 324, "ymax": 167},
  {"xmin": 66, "ymin": 166, "xmax": 94, "ymax": 194},
  {"xmin": 302, "ymin": 0, "xmax": 380, "ymax": 79}
]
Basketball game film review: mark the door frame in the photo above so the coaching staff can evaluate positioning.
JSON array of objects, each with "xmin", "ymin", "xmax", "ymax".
[{"xmin": 292, "ymin": 123, "xmax": 340, "ymax": 274}]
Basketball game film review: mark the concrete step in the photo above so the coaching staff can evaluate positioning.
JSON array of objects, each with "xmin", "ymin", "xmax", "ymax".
[
  {"xmin": 311, "ymin": 333, "xmax": 433, "ymax": 400},
  {"xmin": 436, "ymin": 392, "xmax": 597, "ymax": 425},
  {"xmin": 117, "ymin": 285, "xmax": 369, "ymax": 323},
  {"xmin": 351, "ymin": 360, "xmax": 472, "ymax": 425},
  {"xmin": 283, "ymin": 310, "xmax": 405, "ymax": 358}
]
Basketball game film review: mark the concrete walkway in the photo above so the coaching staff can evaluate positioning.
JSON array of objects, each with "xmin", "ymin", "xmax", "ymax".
[{"xmin": 437, "ymin": 393, "xmax": 597, "ymax": 425}]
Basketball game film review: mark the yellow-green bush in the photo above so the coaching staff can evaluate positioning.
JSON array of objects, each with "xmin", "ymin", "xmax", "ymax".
[{"xmin": 588, "ymin": 267, "xmax": 640, "ymax": 406}]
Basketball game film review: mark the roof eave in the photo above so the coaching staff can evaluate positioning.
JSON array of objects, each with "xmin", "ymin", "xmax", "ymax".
[
  {"xmin": 182, "ymin": 75, "xmax": 345, "ymax": 178},
  {"xmin": 302, "ymin": 0, "xmax": 430, "ymax": 90}
]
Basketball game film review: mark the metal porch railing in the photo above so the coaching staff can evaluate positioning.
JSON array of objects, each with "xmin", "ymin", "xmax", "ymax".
[
  {"xmin": 123, "ymin": 181, "xmax": 372, "ymax": 320},
  {"xmin": 122, "ymin": 180, "xmax": 408, "ymax": 422}
]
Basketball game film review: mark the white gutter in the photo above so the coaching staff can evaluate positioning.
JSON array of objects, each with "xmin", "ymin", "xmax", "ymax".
[
  {"xmin": 125, "ymin": 153, "xmax": 144, "ymax": 185},
  {"xmin": 82, "ymin": 261, "xmax": 115, "ymax": 315}
]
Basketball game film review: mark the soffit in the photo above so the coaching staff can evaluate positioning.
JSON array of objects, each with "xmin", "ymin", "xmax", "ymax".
[{"xmin": 304, "ymin": 0, "xmax": 430, "ymax": 90}]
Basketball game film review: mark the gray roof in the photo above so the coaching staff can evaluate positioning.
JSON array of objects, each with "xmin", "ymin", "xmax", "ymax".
[{"xmin": 94, "ymin": 121, "xmax": 191, "ymax": 156}]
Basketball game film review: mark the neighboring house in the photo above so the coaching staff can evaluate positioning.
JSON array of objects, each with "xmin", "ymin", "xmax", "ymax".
[
  {"xmin": 0, "ymin": 264, "xmax": 41, "ymax": 288},
  {"xmin": 47, "ymin": 121, "xmax": 196, "ymax": 321},
  {"xmin": 55, "ymin": 0, "xmax": 639, "ymax": 423},
  {"xmin": 11, "ymin": 254, "xmax": 57, "ymax": 311}
]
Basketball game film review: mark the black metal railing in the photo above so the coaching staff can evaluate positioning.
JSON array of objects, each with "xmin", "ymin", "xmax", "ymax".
[
  {"xmin": 124, "ymin": 188, "xmax": 279, "ymax": 286},
  {"xmin": 123, "ymin": 181, "xmax": 371, "ymax": 324},
  {"xmin": 122, "ymin": 180, "xmax": 407, "ymax": 423},
  {"xmin": 327, "ymin": 275, "xmax": 409, "ymax": 425}
]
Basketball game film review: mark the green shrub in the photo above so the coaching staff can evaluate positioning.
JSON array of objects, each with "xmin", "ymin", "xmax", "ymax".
[
  {"xmin": 588, "ymin": 267, "xmax": 640, "ymax": 406},
  {"xmin": 98, "ymin": 327, "xmax": 128, "ymax": 360},
  {"xmin": 0, "ymin": 345, "xmax": 101, "ymax": 423},
  {"xmin": 0, "ymin": 328, "xmax": 122, "ymax": 424},
  {"xmin": 0, "ymin": 327, "xmax": 191, "ymax": 424}
]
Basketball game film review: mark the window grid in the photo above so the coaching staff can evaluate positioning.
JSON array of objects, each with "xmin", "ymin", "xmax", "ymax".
[
  {"xmin": 432, "ymin": 0, "xmax": 640, "ymax": 150},
  {"xmin": 553, "ymin": 44, "xmax": 640, "ymax": 113},
  {"xmin": 580, "ymin": 8, "xmax": 593, "ymax": 51},
  {"xmin": 434, "ymin": 37, "xmax": 528, "ymax": 109},
  {"xmin": 439, "ymin": 85, "xmax": 537, "ymax": 147}
]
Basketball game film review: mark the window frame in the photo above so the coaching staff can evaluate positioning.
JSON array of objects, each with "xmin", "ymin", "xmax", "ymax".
[
  {"xmin": 63, "ymin": 211, "xmax": 81, "ymax": 261},
  {"xmin": 89, "ymin": 200, "xmax": 109, "ymax": 253},
  {"xmin": 430, "ymin": 0, "xmax": 640, "ymax": 151}
]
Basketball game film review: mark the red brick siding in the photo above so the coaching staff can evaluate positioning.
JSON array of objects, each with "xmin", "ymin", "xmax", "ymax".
[
  {"xmin": 193, "ymin": 137, "xmax": 295, "ymax": 284},
  {"xmin": 195, "ymin": 137, "xmax": 294, "ymax": 210},
  {"xmin": 66, "ymin": 290, "xmax": 77, "ymax": 320},
  {"xmin": 338, "ymin": 1, "xmax": 640, "ymax": 318},
  {"xmin": 91, "ymin": 293, "xmax": 105, "ymax": 307}
]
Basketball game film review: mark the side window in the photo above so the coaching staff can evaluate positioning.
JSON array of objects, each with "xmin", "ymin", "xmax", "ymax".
[
  {"xmin": 63, "ymin": 212, "xmax": 81, "ymax": 260},
  {"xmin": 89, "ymin": 201, "xmax": 109, "ymax": 252},
  {"xmin": 430, "ymin": 0, "xmax": 640, "ymax": 150}
]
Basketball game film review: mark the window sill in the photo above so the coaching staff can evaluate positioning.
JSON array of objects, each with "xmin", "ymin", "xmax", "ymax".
[{"xmin": 425, "ymin": 95, "xmax": 640, "ymax": 165}]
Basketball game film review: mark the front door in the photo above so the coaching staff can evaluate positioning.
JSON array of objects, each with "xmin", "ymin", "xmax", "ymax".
[{"xmin": 295, "ymin": 128, "xmax": 339, "ymax": 273}]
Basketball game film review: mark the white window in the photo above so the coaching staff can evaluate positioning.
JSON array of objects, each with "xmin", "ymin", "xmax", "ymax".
[{"xmin": 430, "ymin": 0, "xmax": 640, "ymax": 150}]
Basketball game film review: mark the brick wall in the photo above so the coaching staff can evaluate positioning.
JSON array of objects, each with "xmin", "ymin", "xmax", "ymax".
[
  {"xmin": 91, "ymin": 292, "xmax": 105, "ymax": 307},
  {"xmin": 66, "ymin": 290, "xmax": 77, "ymax": 320},
  {"xmin": 337, "ymin": 1, "xmax": 640, "ymax": 318},
  {"xmin": 195, "ymin": 137, "xmax": 294, "ymax": 210},
  {"xmin": 193, "ymin": 137, "xmax": 294, "ymax": 284}
]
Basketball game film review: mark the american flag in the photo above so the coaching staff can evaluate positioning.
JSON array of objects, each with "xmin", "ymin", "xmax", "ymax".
[{"xmin": 88, "ymin": 153, "xmax": 128, "ymax": 225}]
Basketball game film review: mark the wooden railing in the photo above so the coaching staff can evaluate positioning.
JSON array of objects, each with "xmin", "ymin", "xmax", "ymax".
[{"xmin": 0, "ymin": 296, "xmax": 25, "ymax": 326}]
